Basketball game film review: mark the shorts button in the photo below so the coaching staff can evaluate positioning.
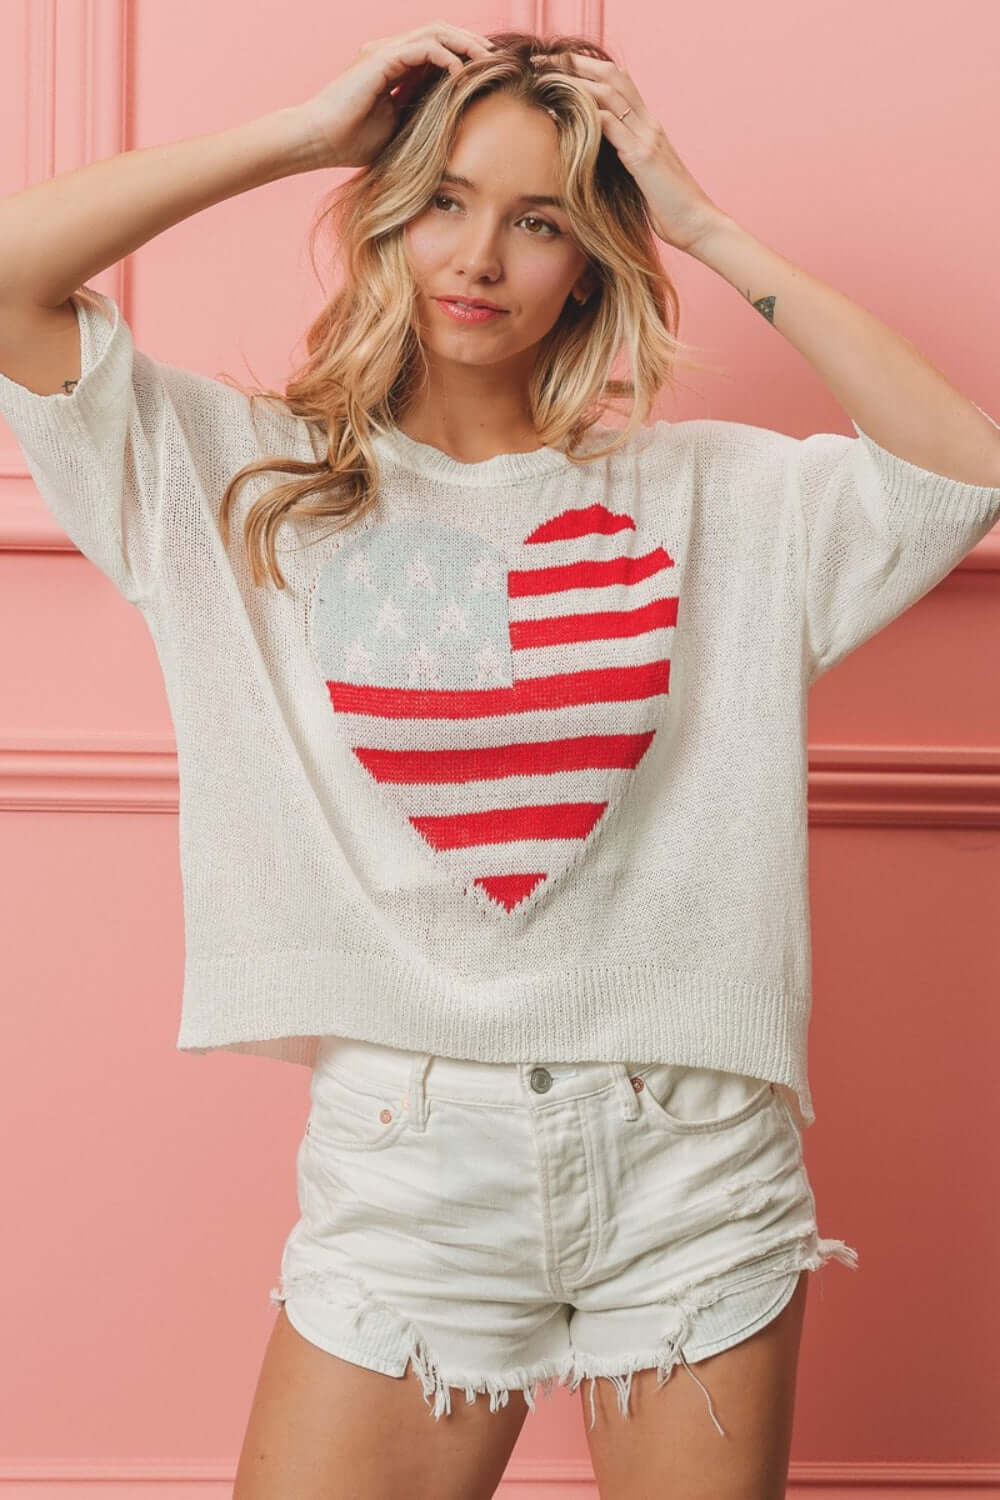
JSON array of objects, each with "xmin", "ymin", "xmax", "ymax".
[
  {"xmin": 379, "ymin": 1107, "xmax": 394, "ymax": 1123},
  {"xmin": 630, "ymin": 1075, "xmax": 644, "ymax": 1093},
  {"xmin": 530, "ymin": 1067, "xmax": 553, "ymax": 1093}
]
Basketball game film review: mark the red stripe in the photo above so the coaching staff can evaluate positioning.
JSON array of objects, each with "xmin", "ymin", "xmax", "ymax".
[
  {"xmin": 525, "ymin": 505, "xmax": 636, "ymax": 543},
  {"xmin": 329, "ymin": 659, "xmax": 670, "ymax": 719},
  {"xmin": 410, "ymin": 802, "xmax": 607, "ymax": 850},
  {"xmin": 475, "ymin": 873, "xmax": 547, "ymax": 910},
  {"xmin": 353, "ymin": 732, "xmax": 656, "ymax": 784},
  {"xmin": 508, "ymin": 547, "xmax": 673, "ymax": 597},
  {"xmin": 510, "ymin": 596, "xmax": 677, "ymax": 649}
]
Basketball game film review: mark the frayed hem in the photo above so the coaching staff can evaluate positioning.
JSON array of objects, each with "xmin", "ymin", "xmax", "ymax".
[
  {"xmin": 269, "ymin": 1227, "xmax": 859, "ymax": 1430},
  {"xmin": 568, "ymin": 1230, "xmax": 860, "ymax": 1437},
  {"xmin": 565, "ymin": 1290, "xmax": 729, "ymax": 1438},
  {"xmin": 410, "ymin": 1347, "xmax": 578, "ymax": 1420},
  {"xmin": 269, "ymin": 1265, "xmax": 577, "ymax": 1420},
  {"xmin": 567, "ymin": 1341, "xmax": 727, "ymax": 1437}
]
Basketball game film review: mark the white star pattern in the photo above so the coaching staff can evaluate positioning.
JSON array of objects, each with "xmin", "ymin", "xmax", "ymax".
[
  {"xmin": 406, "ymin": 639, "xmax": 441, "ymax": 687},
  {"xmin": 435, "ymin": 598, "xmax": 471, "ymax": 637},
  {"xmin": 406, "ymin": 551, "xmax": 437, "ymax": 593},
  {"xmin": 344, "ymin": 546, "xmax": 376, "ymax": 589},
  {"xmin": 374, "ymin": 594, "xmax": 407, "ymax": 639},
  {"xmin": 473, "ymin": 640, "xmax": 509, "ymax": 686},
  {"xmin": 342, "ymin": 639, "xmax": 374, "ymax": 678},
  {"xmin": 470, "ymin": 552, "xmax": 504, "ymax": 594},
  {"xmin": 315, "ymin": 519, "xmax": 512, "ymax": 689}
]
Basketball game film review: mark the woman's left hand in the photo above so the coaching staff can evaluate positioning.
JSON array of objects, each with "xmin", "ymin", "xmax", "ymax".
[{"xmin": 531, "ymin": 50, "xmax": 727, "ymax": 255}]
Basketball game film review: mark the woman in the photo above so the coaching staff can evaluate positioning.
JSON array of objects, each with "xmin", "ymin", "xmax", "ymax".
[{"xmin": 2, "ymin": 22, "xmax": 998, "ymax": 1500}]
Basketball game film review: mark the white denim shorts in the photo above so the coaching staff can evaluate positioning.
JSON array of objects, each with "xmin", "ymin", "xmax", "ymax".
[{"xmin": 269, "ymin": 1036, "xmax": 859, "ymax": 1433}]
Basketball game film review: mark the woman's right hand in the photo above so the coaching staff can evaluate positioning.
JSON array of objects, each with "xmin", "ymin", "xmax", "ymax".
[{"xmin": 295, "ymin": 22, "xmax": 496, "ymax": 171}]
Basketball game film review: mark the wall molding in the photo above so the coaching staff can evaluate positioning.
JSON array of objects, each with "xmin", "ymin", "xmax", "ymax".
[
  {"xmin": 0, "ymin": 736, "xmax": 998, "ymax": 824},
  {"xmin": 0, "ymin": 1458, "xmax": 998, "ymax": 1494},
  {"xmin": 0, "ymin": 0, "xmax": 128, "ymax": 481},
  {"xmin": 806, "ymin": 743, "xmax": 1000, "ymax": 827}
]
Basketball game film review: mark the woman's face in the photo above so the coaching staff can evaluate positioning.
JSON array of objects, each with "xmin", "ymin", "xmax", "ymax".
[{"xmin": 403, "ymin": 92, "xmax": 598, "ymax": 369}]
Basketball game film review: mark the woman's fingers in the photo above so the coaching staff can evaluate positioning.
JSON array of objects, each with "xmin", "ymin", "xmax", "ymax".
[
  {"xmin": 390, "ymin": 25, "xmax": 493, "ymax": 80},
  {"xmin": 432, "ymin": 22, "xmax": 495, "ymax": 63},
  {"xmin": 300, "ymin": 23, "xmax": 496, "ymax": 170},
  {"xmin": 533, "ymin": 50, "xmax": 646, "ymax": 124}
]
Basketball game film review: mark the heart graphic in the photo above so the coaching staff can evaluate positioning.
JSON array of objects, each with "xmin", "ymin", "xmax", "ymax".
[{"xmin": 310, "ymin": 504, "xmax": 679, "ymax": 915}]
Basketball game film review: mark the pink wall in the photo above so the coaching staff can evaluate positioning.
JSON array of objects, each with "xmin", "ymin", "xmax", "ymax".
[{"xmin": 1, "ymin": 0, "xmax": 997, "ymax": 1492}]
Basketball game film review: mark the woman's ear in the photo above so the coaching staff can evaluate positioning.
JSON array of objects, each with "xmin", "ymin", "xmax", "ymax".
[{"xmin": 572, "ymin": 270, "xmax": 600, "ymax": 305}]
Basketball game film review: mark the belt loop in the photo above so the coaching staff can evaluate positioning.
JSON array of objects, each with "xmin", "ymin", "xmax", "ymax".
[
  {"xmin": 616, "ymin": 1061, "xmax": 640, "ymax": 1121},
  {"xmin": 406, "ymin": 1053, "xmax": 434, "ymax": 1133}
]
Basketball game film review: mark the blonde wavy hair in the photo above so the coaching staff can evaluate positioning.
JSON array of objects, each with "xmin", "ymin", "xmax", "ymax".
[{"xmin": 218, "ymin": 31, "xmax": 722, "ymax": 589}]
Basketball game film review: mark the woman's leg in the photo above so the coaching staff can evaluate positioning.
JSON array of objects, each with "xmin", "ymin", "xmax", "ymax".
[
  {"xmin": 233, "ymin": 1304, "xmax": 531, "ymax": 1500},
  {"xmin": 581, "ymin": 1269, "xmax": 809, "ymax": 1500}
]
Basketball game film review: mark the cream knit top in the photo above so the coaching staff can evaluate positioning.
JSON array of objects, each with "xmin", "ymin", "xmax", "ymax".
[{"xmin": 3, "ymin": 285, "xmax": 998, "ymax": 1126}]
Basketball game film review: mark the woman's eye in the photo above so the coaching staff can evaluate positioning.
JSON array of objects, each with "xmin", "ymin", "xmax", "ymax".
[
  {"xmin": 431, "ymin": 195, "xmax": 559, "ymax": 237},
  {"xmin": 521, "ymin": 215, "xmax": 559, "ymax": 237}
]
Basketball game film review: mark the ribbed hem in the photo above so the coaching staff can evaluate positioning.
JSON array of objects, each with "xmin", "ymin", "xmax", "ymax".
[
  {"xmin": 851, "ymin": 411, "xmax": 1000, "ymax": 529},
  {"xmin": 175, "ymin": 948, "xmax": 817, "ymax": 1126},
  {"xmin": 0, "ymin": 285, "xmax": 125, "ymax": 431}
]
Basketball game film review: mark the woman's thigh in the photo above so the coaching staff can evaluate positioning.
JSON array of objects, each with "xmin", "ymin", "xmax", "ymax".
[
  {"xmin": 233, "ymin": 1304, "xmax": 531, "ymax": 1500},
  {"xmin": 582, "ymin": 1269, "xmax": 809, "ymax": 1500}
]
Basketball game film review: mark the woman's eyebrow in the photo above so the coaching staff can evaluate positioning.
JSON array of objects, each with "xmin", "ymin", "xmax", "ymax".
[{"xmin": 439, "ymin": 170, "xmax": 566, "ymax": 210}]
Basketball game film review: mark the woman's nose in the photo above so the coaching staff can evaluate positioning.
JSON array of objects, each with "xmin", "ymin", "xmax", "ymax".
[{"xmin": 451, "ymin": 228, "xmax": 503, "ymax": 279}]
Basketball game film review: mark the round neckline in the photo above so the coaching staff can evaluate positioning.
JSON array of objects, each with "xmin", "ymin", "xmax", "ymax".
[{"xmin": 371, "ymin": 421, "xmax": 577, "ymax": 487}]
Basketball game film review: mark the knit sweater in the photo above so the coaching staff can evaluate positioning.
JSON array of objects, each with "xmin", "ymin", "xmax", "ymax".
[{"xmin": 3, "ymin": 285, "xmax": 998, "ymax": 1127}]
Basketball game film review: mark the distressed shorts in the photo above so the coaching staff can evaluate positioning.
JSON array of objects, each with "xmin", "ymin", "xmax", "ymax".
[{"xmin": 269, "ymin": 1036, "xmax": 859, "ymax": 1433}]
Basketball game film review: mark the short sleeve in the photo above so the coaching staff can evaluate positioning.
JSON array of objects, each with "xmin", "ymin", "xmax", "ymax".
[
  {"xmin": 0, "ymin": 285, "xmax": 263, "ymax": 605},
  {"xmin": 788, "ymin": 412, "xmax": 1000, "ymax": 683}
]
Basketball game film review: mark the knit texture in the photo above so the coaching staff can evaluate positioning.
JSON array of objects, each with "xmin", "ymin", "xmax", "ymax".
[{"xmin": 3, "ymin": 285, "xmax": 998, "ymax": 1126}]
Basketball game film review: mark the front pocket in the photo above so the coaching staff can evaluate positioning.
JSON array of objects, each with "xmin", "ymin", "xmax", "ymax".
[
  {"xmin": 632, "ymin": 1062, "xmax": 777, "ymax": 1135},
  {"xmin": 306, "ymin": 1067, "xmax": 410, "ymax": 1153}
]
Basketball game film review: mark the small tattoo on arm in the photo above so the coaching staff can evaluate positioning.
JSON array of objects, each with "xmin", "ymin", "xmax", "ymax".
[
  {"xmin": 62, "ymin": 378, "xmax": 79, "ymax": 394},
  {"xmin": 745, "ymin": 290, "xmax": 776, "ymax": 324}
]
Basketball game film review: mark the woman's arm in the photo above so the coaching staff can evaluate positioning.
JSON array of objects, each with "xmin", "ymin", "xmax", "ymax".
[
  {"xmin": 687, "ymin": 215, "xmax": 1000, "ymax": 488},
  {"xmin": 0, "ymin": 106, "xmax": 315, "ymax": 312},
  {"xmin": 0, "ymin": 106, "xmax": 316, "ymax": 396},
  {"xmin": 540, "ymin": 49, "xmax": 1000, "ymax": 488}
]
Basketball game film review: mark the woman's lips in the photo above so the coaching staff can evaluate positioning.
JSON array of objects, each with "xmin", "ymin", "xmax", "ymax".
[{"xmin": 435, "ymin": 298, "xmax": 508, "ymax": 324}]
